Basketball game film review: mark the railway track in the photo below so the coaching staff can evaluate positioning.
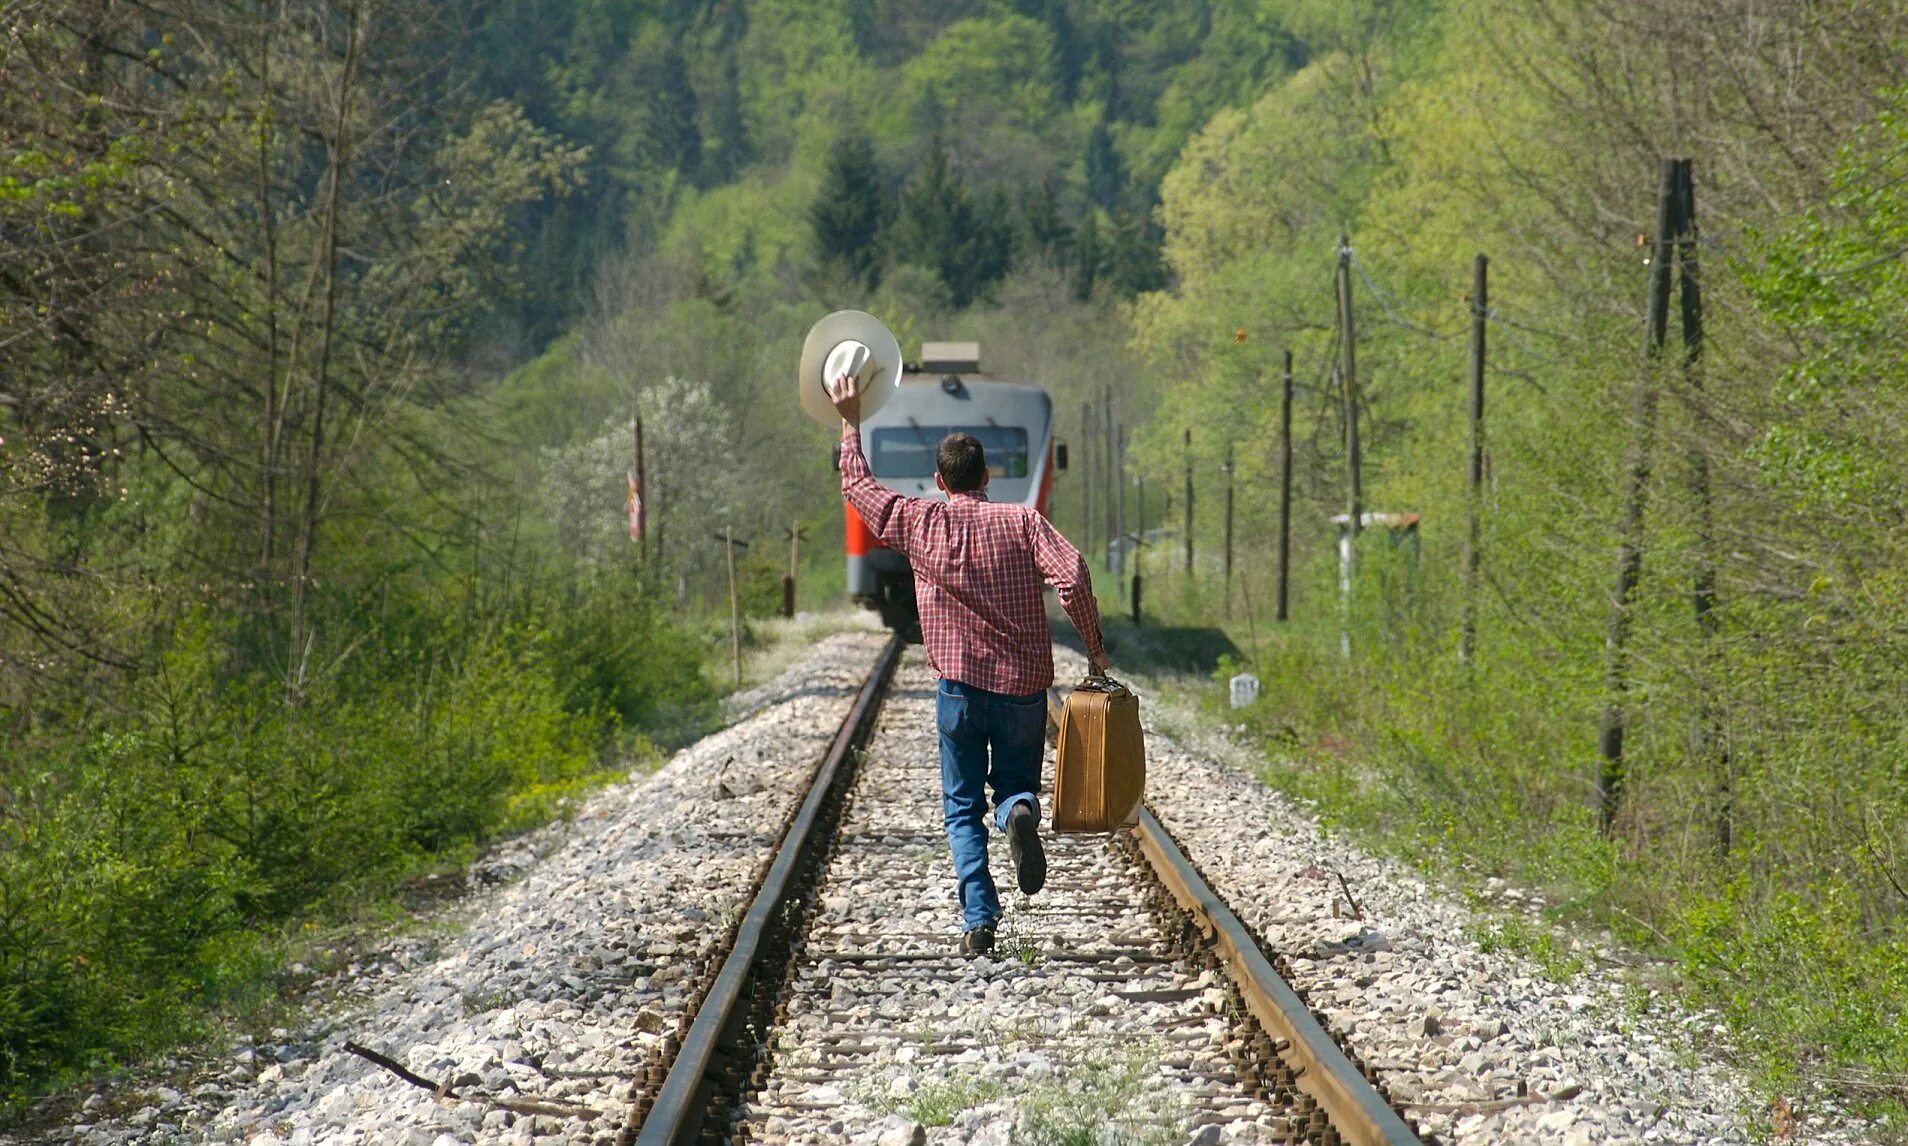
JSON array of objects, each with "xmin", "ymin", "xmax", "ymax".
[{"xmin": 623, "ymin": 639, "xmax": 1425, "ymax": 1146}]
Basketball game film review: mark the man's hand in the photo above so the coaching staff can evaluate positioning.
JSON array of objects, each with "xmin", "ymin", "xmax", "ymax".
[
  {"xmin": 825, "ymin": 370, "xmax": 862, "ymax": 428},
  {"xmin": 1088, "ymin": 653, "xmax": 1111, "ymax": 678}
]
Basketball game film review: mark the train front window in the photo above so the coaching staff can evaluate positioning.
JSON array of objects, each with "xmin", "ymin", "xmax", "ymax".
[{"xmin": 868, "ymin": 426, "xmax": 1031, "ymax": 480}]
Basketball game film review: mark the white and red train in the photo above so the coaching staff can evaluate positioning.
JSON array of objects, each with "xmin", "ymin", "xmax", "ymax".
[{"xmin": 842, "ymin": 342, "xmax": 1065, "ymax": 634}]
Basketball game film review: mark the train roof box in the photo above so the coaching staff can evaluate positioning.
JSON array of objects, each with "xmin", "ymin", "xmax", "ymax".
[{"xmin": 918, "ymin": 341, "xmax": 980, "ymax": 374}]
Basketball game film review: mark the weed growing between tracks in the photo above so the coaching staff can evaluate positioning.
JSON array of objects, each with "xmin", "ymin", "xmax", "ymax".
[{"xmin": 1012, "ymin": 1047, "xmax": 1184, "ymax": 1146}]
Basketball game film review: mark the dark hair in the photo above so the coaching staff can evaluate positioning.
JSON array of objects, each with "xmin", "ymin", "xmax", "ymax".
[{"xmin": 937, "ymin": 432, "xmax": 987, "ymax": 492}]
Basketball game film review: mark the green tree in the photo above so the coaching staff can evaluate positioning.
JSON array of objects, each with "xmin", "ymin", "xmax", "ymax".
[
  {"xmin": 811, "ymin": 128, "xmax": 891, "ymax": 288},
  {"xmin": 889, "ymin": 142, "xmax": 1016, "ymax": 308},
  {"xmin": 1084, "ymin": 119, "xmax": 1125, "ymax": 209}
]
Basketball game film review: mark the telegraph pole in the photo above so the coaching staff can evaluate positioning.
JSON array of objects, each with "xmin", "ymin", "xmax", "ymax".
[
  {"xmin": 1183, "ymin": 428, "xmax": 1194, "ymax": 576},
  {"xmin": 1597, "ymin": 159, "xmax": 1679, "ymax": 836},
  {"xmin": 1114, "ymin": 425, "xmax": 1127, "ymax": 576},
  {"xmin": 1081, "ymin": 399, "xmax": 1094, "ymax": 560},
  {"xmin": 1277, "ymin": 350, "xmax": 1293, "ymax": 623},
  {"xmin": 1223, "ymin": 443, "xmax": 1235, "ymax": 617},
  {"xmin": 1459, "ymin": 254, "xmax": 1487, "ymax": 666},
  {"xmin": 1337, "ymin": 235, "xmax": 1362, "ymax": 549}
]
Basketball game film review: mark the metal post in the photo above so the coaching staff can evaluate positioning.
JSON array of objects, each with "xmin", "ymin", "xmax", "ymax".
[
  {"xmin": 1277, "ymin": 350, "xmax": 1293, "ymax": 623},
  {"xmin": 1459, "ymin": 254, "xmax": 1487, "ymax": 666}
]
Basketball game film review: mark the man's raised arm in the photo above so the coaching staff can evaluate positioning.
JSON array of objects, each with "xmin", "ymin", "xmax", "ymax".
[{"xmin": 829, "ymin": 371, "xmax": 922, "ymax": 555}]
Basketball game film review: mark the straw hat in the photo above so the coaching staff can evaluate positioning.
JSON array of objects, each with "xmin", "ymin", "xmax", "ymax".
[{"xmin": 797, "ymin": 310, "xmax": 903, "ymax": 425}]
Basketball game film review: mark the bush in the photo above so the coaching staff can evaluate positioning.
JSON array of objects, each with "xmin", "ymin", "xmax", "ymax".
[{"xmin": 0, "ymin": 600, "xmax": 704, "ymax": 1099}]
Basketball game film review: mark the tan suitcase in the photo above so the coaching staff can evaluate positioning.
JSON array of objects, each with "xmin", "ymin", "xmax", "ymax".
[{"xmin": 1052, "ymin": 675, "xmax": 1146, "ymax": 832}]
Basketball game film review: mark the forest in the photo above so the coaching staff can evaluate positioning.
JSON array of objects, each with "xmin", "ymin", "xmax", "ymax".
[{"xmin": 3, "ymin": 0, "xmax": 1906, "ymax": 1129}]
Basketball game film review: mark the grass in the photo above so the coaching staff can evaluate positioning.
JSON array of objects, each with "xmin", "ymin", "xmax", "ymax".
[
  {"xmin": 1090, "ymin": 563, "xmax": 1908, "ymax": 1137},
  {"xmin": 1463, "ymin": 910, "xmax": 1587, "ymax": 981},
  {"xmin": 910, "ymin": 1074, "xmax": 1003, "ymax": 1127},
  {"xmin": 1011, "ymin": 1048, "xmax": 1183, "ymax": 1146}
]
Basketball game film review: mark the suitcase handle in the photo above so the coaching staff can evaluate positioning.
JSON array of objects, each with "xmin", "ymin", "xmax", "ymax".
[{"xmin": 1077, "ymin": 672, "xmax": 1130, "ymax": 696}]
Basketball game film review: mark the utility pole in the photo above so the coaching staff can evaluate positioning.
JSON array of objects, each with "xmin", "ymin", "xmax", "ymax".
[
  {"xmin": 1103, "ymin": 390, "xmax": 1116, "ymax": 564},
  {"xmin": 1337, "ymin": 235, "xmax": 1363, "ymax": 550},
  {"xmin": 1114, "ymin": 424, "xmax": 1127, "ymax": 576},
  {"xmin": 1277, "ymin": 350, "xmax": 1293, "ymax": 623},
  {"xmin": 1223, "ymin": 443, "xmax": 1235, "ymax": 618},
  {"xmin": 1597, "ymin": 159, "xmax": 1679, "ymax": 837},
  {"xmin": 1336, "ymin": 236, "xmax": 1362, "ymax": 659},
  {"xmin": 1131, "ymin": 475, "xmax": 1145, "ymax": 623},
  {"xmin": 1081, "ymin": 399, "xmax": 1094, "ymax": 561},
  {"xmin": 1673, "ymin": 160, "xmax": 1726, "ymax": 856},
  {"xmin": 630, "ymin": 412, "xmax": 647, "ymax": 565},
  {"xmin": 1459, "ymin": 255, "xmax": 1488, "ymax": 666},
  {"xmin": 1183, "ymin": 428, "xmax": 1194, "ymax": 576}
]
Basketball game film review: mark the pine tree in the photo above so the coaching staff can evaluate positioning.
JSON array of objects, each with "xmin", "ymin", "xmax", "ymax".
[
  {"xmin": 890, "ymin": 142, "xmax": 1015, "ymax": 308},
  {"xmin": 1105, "ymin": 212, "xmax": 1167, "ymax": 296},
  {"xmin": 1084, "ymin": 119, "xmax": 1124, "ymax": 209},
  {"xmin": 1071, "ymin": 209, "xmax": 1104, "ymax": 302},
  {"xmin": 1023, "ymin": 176, "xmax": 1073, "ymax": 266},
  {"xmin": 810, "ymin": 128, "xmax": 890, "ymax": 289}
]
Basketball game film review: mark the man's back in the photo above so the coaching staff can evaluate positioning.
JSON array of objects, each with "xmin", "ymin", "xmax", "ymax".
[{"xmin": 838, "ymin": 423, "xmax": 1104, "ymax": 693}]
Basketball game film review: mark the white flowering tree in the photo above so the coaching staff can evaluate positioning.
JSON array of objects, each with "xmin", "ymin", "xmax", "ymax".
[{"xmin": 538, "ymin": 376, "xmax": 749, "ymax": 592}]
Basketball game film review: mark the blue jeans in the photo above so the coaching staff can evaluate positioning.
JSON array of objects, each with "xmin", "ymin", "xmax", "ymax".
[{"xmin": 936, "ymin": 679, "xmax": 1045, "ymax": 931}]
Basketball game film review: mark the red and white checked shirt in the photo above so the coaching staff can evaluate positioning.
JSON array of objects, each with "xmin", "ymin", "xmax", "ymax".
[{"xmin": 841, "ymin": 424, "xmax": 1105, "ymax": 695}]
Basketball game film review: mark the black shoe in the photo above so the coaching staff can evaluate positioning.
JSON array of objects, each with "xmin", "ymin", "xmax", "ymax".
[
  {"xmin": 1007, "ymin": 803, "xmax": 1047, "ymax": 895},
  {"xmin": 961, "ymin": 925, "xmax": 996, "ymax": 957}
]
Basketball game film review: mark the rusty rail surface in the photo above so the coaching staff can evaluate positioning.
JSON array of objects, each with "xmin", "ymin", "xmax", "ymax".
[
  {"xmin": 627, "ymin": 633, "xmax": 903, "ymax": 1146},
  {"xmin": 1049, "ymin": 688, "xmax": 1422, "ymax": 1146}
]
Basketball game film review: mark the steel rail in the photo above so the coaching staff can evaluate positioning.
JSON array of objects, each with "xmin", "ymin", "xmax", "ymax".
[
  {"xmin": 1049, "ymin": 690, "xmax": 1421, "ymax": 1146},
  {"xmin": 631, "ymin": 633, "xmax": 904, "ymax": 1146}
]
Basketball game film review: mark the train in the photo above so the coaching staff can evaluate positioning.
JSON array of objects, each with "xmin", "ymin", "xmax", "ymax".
[{"xmin": 840, "ymin": 341, "xmax": 1066, "ymax": 635}]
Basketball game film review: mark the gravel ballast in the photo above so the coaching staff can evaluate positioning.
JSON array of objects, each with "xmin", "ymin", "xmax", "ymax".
[
  {"xmin": 1068, "ymin": 645, "xmax": 1869, "ymax": 1146},
  {"xmin": 36, "ymin": 624, "xmax": 1873, "ymax": 1145}
]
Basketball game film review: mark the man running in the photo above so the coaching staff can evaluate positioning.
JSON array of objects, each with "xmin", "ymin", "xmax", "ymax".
[{"xmin": 826, "ymin": 370, "xmax": 1110, "ymax": 956}]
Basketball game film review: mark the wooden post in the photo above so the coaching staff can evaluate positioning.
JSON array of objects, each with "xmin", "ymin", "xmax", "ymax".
[
  {"xmin": 1277, "ymin": 350, "xmax": 1293, "ymax": 623},
  {"xmin": 1459, "ymin": 255, "xmax": 1487, "ymax": 666},
  {"xmin": 1114, "ymin": 424, "xmax": 1127, "ymax": 576},
  {"xmin": 1674, "ymin": 159, "xmax": 1726, "ymax": 856},
  {"xmin": 1223, "ymin": 443, "xmax": 1235, "ymax": 618},
  {"xmin": 783, "ymin": 519, "xmax": 800, "ymax": 618},
  {"xmin": 725, "ymin": 525, "xmax": 741, "ymax": 687},
  {"xmin": 1336, "ymin": 235, "xmax": 1362, "ymax": 551},
  {"xmin": 1131, "ymin": 475, "xmax": 1146, "ymax": 624},
  {"xmin": 1336, "ymin": 237, "xmax": 1362, "ymax": 659},
  {"xmin": 1104, "ymin": 390, "xmax": 1117, "ymax": 567},
  {"xmin": 631, "ymin": 412, "xmax": 647, "ymax": 564},
  {"xmin": 1081, "ymin": 399, "xmax": 1095, "ymax": 562},
  {"xmin": 1597, "ymin": 158, "xmax": 1679, "ymax": 836},
  {"xmin": 1182, "ymin": 428, "xmax": 1194, "ymax": 576}
]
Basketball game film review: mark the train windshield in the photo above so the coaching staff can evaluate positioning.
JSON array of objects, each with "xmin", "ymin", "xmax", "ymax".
[{"xmin": 868, "ymin": 426, "xmax": 1031, "ymax": 480}]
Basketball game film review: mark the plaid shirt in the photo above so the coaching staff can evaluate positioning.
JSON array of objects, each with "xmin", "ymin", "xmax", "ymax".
[{"xmin": 841, "ymin": 424, "xmax": 1105, "ymax": 695}]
